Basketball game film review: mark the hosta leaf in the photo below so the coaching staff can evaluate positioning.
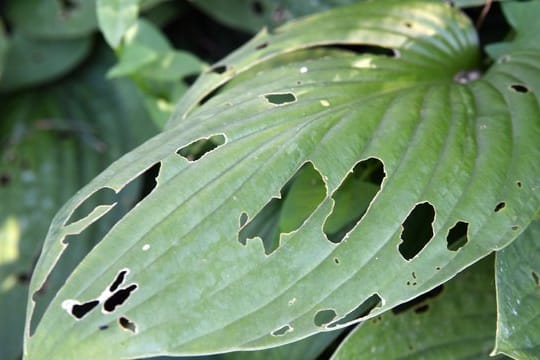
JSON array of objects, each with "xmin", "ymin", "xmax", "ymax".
[
  {"xmin": 0, "ymin": 33, "xmax": 92, "ymax": 92},
  {"xmin": 493, "ymin": 219, "xmax": 540, "ymax": 358},
  {"xmin": 6, "ymin": 0, "xmax": 97, "ymax": 39},
  {"xmin": 97, "ymin": 0, "xmax": 141, "ymax": 48},
  {"xmin": 331, "ymin": 256, "xmax": 497, "ymax": 359},
  {"xmin": 24, "ymin": 1, "xmax": 540, "ymax": 358},
  {"xmin": 0, "ymin": 47, "xmax": 155, "ymax": 360}
]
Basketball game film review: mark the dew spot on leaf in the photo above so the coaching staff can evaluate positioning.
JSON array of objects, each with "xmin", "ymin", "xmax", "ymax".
[
  {"xmin": 398, "ymin": 202, "xmax": 436, "ymax": 260},
  {"xmin": 176, "ymin": 134, "xmax": 226, "ymax": 161},
  {"xmin": 118, "ymin": 317, "xmax": 137, "ymax": 334},
  {"xmin": 239, "ymin": 162, "xmax": 326, "ymax": 254},
  {"xmin": 324, "ymin": 158, "xmax": 385, "ymax": 244},
  {"xmin": 314, "ymin": 309, "xmax": 337, "ymax": 327},
  {"xmin": 271, "ymin": 324, "xmax": 292, "ymax": 336},
  {"xmin": 510, "ymin": 84, "xmax": 530, "ymax": 93},
  {"xmin": 328, "ymin": 293, "xmax": 382, "ymax": 327},
  {"xmin": 264, "ymin": 92, "xmax": 297, "ymax": 105},
  {"xmin": 103, "ymin": 284, "xmax": 138, "ymax": 313},
  {"xmin": 446, "ymin": 221, "xmax": 469, "ymax": 251}
]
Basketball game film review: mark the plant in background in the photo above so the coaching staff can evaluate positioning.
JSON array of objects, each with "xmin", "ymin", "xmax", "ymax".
[{"xmin": 1, "ymin": 0, "xmax": 539, "ymax": 359}]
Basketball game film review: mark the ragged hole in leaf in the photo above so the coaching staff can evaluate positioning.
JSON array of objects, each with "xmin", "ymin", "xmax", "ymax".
[
  {"xmin": 30, "ymin": 161, "xmax": 159, "ymax": 335},
  {"xmin": 264, "ymin": 92, "xmax": 297, "ymax": 105},
  {"xmin": 103, "ymin": 284, "xmax": 138, "ymax": 313},
  {"xmin": 239, "ymin": 162, "xmax": 326, "ymax": 254},
  {"xmin": 510, "ymin": 84, "xmax": 530, "ymax": 93},
  {"xmin": 70, "ymin": 300, "xmax": 99, "ymax": 319},
  {"xmin": 252, "ymin": 1, "xmax": 264, "ymax": 15},
  {"xmin": 64, "ymin": 187, "xmax": 117, "ymax": 227},
  {"xmin": 314, "ymin": 309, "xmax": 337, "ymax": 327},
  {"xmin": 398, "ymin": 202, "xmax": 436, "ymax": 261},
  {"xmin": 532, "ymin": 271, "xmax": 539, "ymax": 286},
  {"xmin": 446, "ymin": 221, "xmax": 469, "ymax": 251},
  {"xmin": 320, "ymin": 44, "xmax": 396, "ymax": 58},
  {"xmin": 256, "ymin": 42, "xmax": 268, "ymax": 50},
  {"xmin": 494, "ymin": 202, "xmax": 506, "ymax": 212},
  {"xmin": 118, "ymin": 316, "xmax": 137, "ymax": 334},
  {"xmin": 328, "ymin": 293, "xmax": 382, "ymax": 328},
  {"xmin": 271, "ymin": 324, "xmax": 292, "ymax": 336},
  {"xmin": 176, "ymin": 134, "xmax": 226, "ymax": 161},
  {"xmin": 198, "ymin": 84, "xmax": 227, "ymax": 106},
  {"xmin": 324, "ymin": 158, "xmax": 385, "ymax": 243},
  {"xmin": 392, "ymin": 285, "xmax": 444, "ymax": 315},
  {"xmin": 414, "ymin": 304, "xmax": 429, "ymax": 314},
  {"xmin": 210, "ymin": 65, "xmax": 227, "ymax": 74},
  {"xmin": 108, "ymin": 269, "xmax": 128, "ymax": 293},
  {"xmin": 516, "ymin": 181, "xmax": 523, "ymax": 188},
  {"xmin": 0, "ymin": 173, "xmax": 11, "ymax": 186}
]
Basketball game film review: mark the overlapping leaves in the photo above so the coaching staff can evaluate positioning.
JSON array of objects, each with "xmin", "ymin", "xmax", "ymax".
[{"xmin": 24, "ymin": 1, "xmax": 540, "ymax": 358}]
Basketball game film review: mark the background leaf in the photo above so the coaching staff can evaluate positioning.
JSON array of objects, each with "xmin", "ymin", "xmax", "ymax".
[
  {"xmin": 493, "ymin": 219, "xmax": 540, "ymax": 358},
  {"xmin": 24, "ymin": 1, "xmax": 540, "ymax": 358},
  {"xmin": 6, "ymin": 0, "xmax": 97, "ymax": 39},
  {"xmin": 331, "ymin": 256, "xmax": 498, "ymax": 359},
  {"xmin": 0, "ymin": 33, "xmax": 92, "ymax": 93}
]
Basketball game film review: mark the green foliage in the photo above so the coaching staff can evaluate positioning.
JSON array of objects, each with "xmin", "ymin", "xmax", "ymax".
[{"xmin": 0, "ymin": 0, "xmax": 539, "ymax": 359}]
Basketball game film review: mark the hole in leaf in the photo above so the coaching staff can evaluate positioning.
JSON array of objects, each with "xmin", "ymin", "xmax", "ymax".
[
  {"xmin": 210, "ymin": 65, "xmax": 227, "ymax": 74},
  {"xmin": 71, "ymin": 300, "xmax": 99, "ymax": 319},
  {"xmin": 64, "ymin": 187, "xmax": 117, "ymax": 227},
  {"xmin": 30, "ymin": 162, "xmax": 160, "ymax": 335},
  {"xmin": 176, "ymin": 134, "xmax": 226, "ymax": 161},
  {"xmin": 320, "ymin": 44, "xmax": 396, "ymax": 57},
  {"xmin": 446, "ymin": 221, "xmax": 469, "ymax": 251},
  {"xmin": 99, "ymin": 324, "xmax": 109, "ymax": 330},
  {"xmin": 414, "ymin": 304, "xmax": 430, "ymax": 314},
  {"xmin": 103, "ymin": 284, "xmax": 138, "ymax": 313},
  {"xmin": 404, "ymin": 21, "xmax": 413, "ymax": 28},
  {"xmin": 314, "ymin": 309, "xmax": 337, "ymax": 327},
  {"xmin": 271, "ymin": 324, "xmax": 292, "ymax": 336},
  {"xmin": 0, "ymin": 173, "xmax": 11, "ymax": 186},
  {"xmin": 328, "ymin": 294, "xmax": 382, "ymax": 327},
  {"xmin": 256, "ymin": 42, "xmax": 268, "ymax": 50},
  {"xmin": 516, "ymin": 181, "xmax": 522, "ymax": 188},
  {"xmin": 333, "ymin": 257, "xmax": 340, "ymax": 264},
  {"xmin": 252, "ymin": 1, "xmax": 264, "ymax": 15},
  {"xmin": 239, "ymin": 162, "xmax": 325, "ymax": 254},
  {"xmin": 264, "ymin": 92, "xmax": 297, "ymax": 105},
  {"xmin": 494, "ymin": 202, "xmax": 506, "ymax": 212},
  {"xmin": 532, "ymin": 271, "xmax": 539, "ymax": 286},
  {"xmin": 510, "ymin": 84, "xmax": 529, "ymax": 93},
  {"xmin": 392, "ymin": 285, "xmax": 444, "ymax": 315},
  {"xmin": 512, "ymin": 225, "xmax": 519, "ymax": 231},
  {"xmin": 109, "ymin": 269, "xmax": 128, "ymax": 293},
  {"xmin": 118, "ymin": 316, "xmax": 137, "ymax": 333},
  {"xmin": 398, "ymin": 202, "xmax": 436, "ymax": 261},
  {"xmin": 324, "ymin": 158, "xmax": 385, "ymax": 244}
]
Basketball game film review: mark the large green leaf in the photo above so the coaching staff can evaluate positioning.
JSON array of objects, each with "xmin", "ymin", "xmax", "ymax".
[
  {"xmin": 24, "ymin": 1, "xmax": 540, "ymax": 358},
  {"xmin": 6, "ymin": 0, "xmax": 97, "ymax": 39},
  {"xmin": 493, "ymin": 219, "xmax": 540, "ymax": 358},
  {"xmin": 0, "ymin": 47, "xmax": 156, "ymax": 360},
  {"xmin": 331, "ymin": 256, "xmax": 497, "ymax": 359}
]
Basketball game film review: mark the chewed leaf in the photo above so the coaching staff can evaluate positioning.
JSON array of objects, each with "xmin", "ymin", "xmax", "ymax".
[{"xmin": 24, "ymin": 1, "xmax": 540, "ymax": 359}]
